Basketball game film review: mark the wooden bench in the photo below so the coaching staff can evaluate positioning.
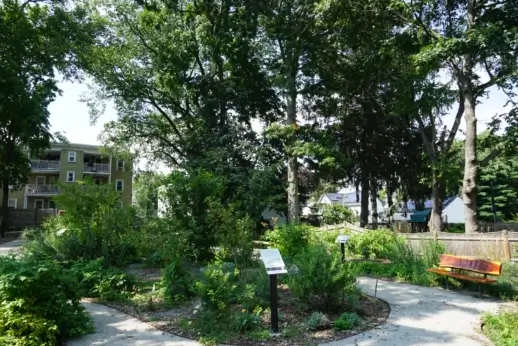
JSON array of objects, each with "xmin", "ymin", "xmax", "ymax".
[{"xmin": 427, "ymin": 254, "xmax": 502, "ymax": 298}]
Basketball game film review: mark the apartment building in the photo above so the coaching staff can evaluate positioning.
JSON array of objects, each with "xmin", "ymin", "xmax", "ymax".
[{"xmin": 2, "ymin": 143, "xmax": 132, "ymax": 211}]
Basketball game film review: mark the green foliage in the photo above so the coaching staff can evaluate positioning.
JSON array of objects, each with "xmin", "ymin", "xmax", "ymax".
[
  {"xmin": 68, "ymin": 258, "xmax": 137, "ymax": 300},
  {"xmin": 477, "ymin": 152, "xmax": 518, "ymax": 222},
  {"xmin": 288, "ymin": 244, "xmax": 357, "ymax": 313},
  {"xmin": 346, "ymin": 229, "xmax": 400, "ymax": 259},
  {"xmin": 133, "ymin": 172, "xmax": 165, "ymax": 219},
  {"xmin": 263, "ymin": 224, "xmax": 313, "ymax": 259},
  {"xmin": 350, "ymin": 239, "xmax": 446, "ymax": 287},
  {"xmin": 482, "ymin": 309, "xmax": 518, "ymax": 346},
  {"xmin": 320, "ymin": 204, "xmax": 354, "ymax": 225},
  {"xmin": 160, "ymin": 259, "xmax": 195, "ymax": 303},
  {"xmin": 306, "ymin": 312, "xmax": 331, "ymax": 331},
  {"xmin": 23, "ymin": 179, "xmax": 137, "ymax": 266},
  {"xmin": 133, "ymin": 217, "xmax": 192, "ymax": 267},
  {"xmin": 208, "ymin": 199, "xmax": 255, "ymax": 267},
  {"xmin": 333, "ymin": 312, "xmax": 361, "ymax": 331},
  {"xmin": 0, "ymin": 256, "xmax": 94, "ymax": 345}
]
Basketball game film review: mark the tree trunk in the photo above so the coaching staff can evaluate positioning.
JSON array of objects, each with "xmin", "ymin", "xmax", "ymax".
[
  {"xmin": 360, "ymin": 174, "xmax": 369, "ymax": 228},
  {"xmin": 286, "ymin": 72, "xmax": 299, "ymax": 223},
  {"xmin": 462, "ymin": 83, "xmax": 478, "ymax": 233},
  {"xmin": 462, "ymin": 0, "xmax": 478, "ymax": 233},
  {"xmin": 428, "ymin": 173, "xmax": 444, "ymax": 233},
  {"xmin": 1, "ymin": 177, "xmax": 9, "ymax": 238},
  {"xmin": 370, "ymin": 179, "xmax": 378, "ymax": 227},
  {"xmin": 387, "ymin": 186, "xmax": 393, "ymax": 221}
]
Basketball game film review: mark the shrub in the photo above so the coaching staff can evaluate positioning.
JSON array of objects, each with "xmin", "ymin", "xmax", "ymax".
[
  {"xmin": 208, "ymin": 199, "xmax": 255, "ymax": 267},
  {"xmin": 66, "ymin": 259, "xmax": 137, "ymax": 301},
  {"xmin": 160, "ymin": 258, "xmax": 195, "ymax": 303},
  {"xmin": 23, "ymin": 180, "xmax": 138, "ymax": 266},
  {"xmin": 346, "ymin": 229, "xmax": 399, "ymax": 259},
  {"xmin": 333, "ymin": 312, "xmax": 361, "ymax": 330},
  {"xmin": 288, "ymin": 244, "xmax": 357, "ymax": 313},
  {"xmin": 263, "ymin": 224, "xmax": 313, "ymax": 259},
  {"xmin": 320, "ymin": 204, "xmax": 354, "ymax": 225},
  {"xmin": 0, "ymin": 256, "xmax": 93, "ymax": 345},
  {"xmin": 306, "ymin": 312, "xmax": 332, "ymax": 331},
  {"xmin": 196, "ymin": 256, "xmax": 267, "ymax": 318},
  {"xmin": 482, "ymin": 308, "xmax": 518, "ymax": 346}
]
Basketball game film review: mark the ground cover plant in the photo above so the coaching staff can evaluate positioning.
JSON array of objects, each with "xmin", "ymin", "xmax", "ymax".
[
  {"xmin": 482, "ymin": 307, "xmax": 518, "ymax": 346},
  {"xmin": 93, "ymin": 224, "xmax": 390, "ymax": 346},
  {"xmin": 345, "ymin": 229, "xmax": 518, "ymax": 300},
  {"xmin": 0, "ymin": 256, "xmax": 94, "ymax": 346}
]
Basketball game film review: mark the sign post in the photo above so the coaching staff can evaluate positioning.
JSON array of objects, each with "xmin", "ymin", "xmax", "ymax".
[
  {"xmin": 259, "ymin": 248, "xmax": 287, "ymax": 333},
  {"xmin": 335, "ymin": 235, "xmax": 349, "ymax": 262}
]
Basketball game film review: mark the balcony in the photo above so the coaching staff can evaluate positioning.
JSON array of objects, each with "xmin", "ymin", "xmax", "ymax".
[
  {"xmin": 31, "ymin": 160, "xmax": 60, "ymax": 171},
  {"xmin": 84, "ymin": 163, "xmax": 111, "ymax": 174},
  {"xmin": 26, "ymin": 184, "xmax": 59, "ymax": 195}
]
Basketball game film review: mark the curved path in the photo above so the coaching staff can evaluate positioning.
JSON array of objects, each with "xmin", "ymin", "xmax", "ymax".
[
  {"xmin": 0, "ymin": 240, "xmax": 512, "ymax": 345},
  {"xmin": 322, "ymin": 277, "xmax": 514, "ymax": 346}
]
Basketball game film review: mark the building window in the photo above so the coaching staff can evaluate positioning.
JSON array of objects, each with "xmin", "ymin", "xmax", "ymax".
[
  {"xmin": 7, "ymin": 198, "xmax": 17, "ymax": 209},
  {"xmin": 36, "ymin": 176, "xmax": 46, "ymax": 185},
  {"xmin": 49, "ymin": 200, "xmax": 56, "ymax": 209},
  {"xmin": 115, "ymin": 179, "xmax": 124, "ymax": 191},
  {"xmin": 116, "ymin": 159, "xmax": 124, "ymax": 172},
  {"xmin": 67, "ymin": 171, "xmax": 75, "ymax": 182},
  {"xmin": 68, "ymin": 151, "xmax": 76, "ymax": 162},
  {"xmin": 34, "ymin": 199, "xmax": 44, "ymax": 210}
]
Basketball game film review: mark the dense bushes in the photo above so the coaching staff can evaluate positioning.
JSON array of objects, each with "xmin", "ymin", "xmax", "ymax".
[
  {"xmin": 23, "ymin": 180, "xmax": 138, "ymax": 266},
  {"xmin": 320, "ymin": 204, "xmax": 354, "ymax": 225},
  {"xmin": 288, "ymin": 243, "xmax": 357, "ymax": 312},
  {"xmin": 346, "ymin": 229, "xmax": 400, "ymax": 259},
  {"xmin": 68, "ymin": 259, "xmax": 137, "ymax": 301},
  {"xmin": 0, "ymin": 256, "xmax": 93, "ymax": 346},
  {"xmin": 263, "ymin": 224, "xmax": 313, "ymax": 259}
]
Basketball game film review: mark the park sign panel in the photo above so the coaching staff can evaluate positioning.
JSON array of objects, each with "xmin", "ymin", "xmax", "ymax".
[
  {"xmin": 259, "ymin": 248, "xmax": 287, "ymax": 333},
  {"xmin": 259, "ymin": 248, "xmax": 287, "ymax": 275},
  {"xmin": 335, "ymin": 235, "xmax": 349, "ymax": 244}
]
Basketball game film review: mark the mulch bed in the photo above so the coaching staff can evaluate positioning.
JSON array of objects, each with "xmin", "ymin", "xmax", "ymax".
[
  {"xmin": 100, "ymin": 281, "xmax": 390, "ymax": 346},
  {"xmin": 0, "ymin": 232, "xmax": 21, "ymax": 245}
]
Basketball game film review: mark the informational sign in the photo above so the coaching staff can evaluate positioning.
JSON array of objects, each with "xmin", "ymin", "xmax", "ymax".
[
  {"xmin": 335, "ymin": 235, "xmax": 349, "ymax": 244},
  {"xmin": 260, "ymin": 248, "xmax": 288, "ymax": 275}
]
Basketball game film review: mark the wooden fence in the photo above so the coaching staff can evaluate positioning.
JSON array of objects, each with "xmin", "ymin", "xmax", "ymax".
[
  {"xmin": 402, "ymin": 231, "xmax": 518, "ymax": 262},
  {"xmin": 478, "ymin": 222, "xmax": 518, "ymax": 232}
]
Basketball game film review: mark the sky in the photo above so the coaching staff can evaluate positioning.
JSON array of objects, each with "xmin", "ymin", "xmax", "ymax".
[{"xmin": 48, "ymin": 79, "xmax": 512, "ymax": 151}]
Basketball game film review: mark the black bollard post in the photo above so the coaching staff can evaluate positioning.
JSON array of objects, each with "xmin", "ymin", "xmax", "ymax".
[
  {"xmin": 270, "ymin": 274, "xmax": 279, "ymax": 333},
  {"xmin": 340, "ymin": 242, "xmax": 345, "ymax": 262}
]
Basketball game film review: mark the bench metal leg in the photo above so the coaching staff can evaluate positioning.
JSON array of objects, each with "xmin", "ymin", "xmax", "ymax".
[{"xmin": 445, "ymin": 277, "xmax": 449, "ymax": 290}]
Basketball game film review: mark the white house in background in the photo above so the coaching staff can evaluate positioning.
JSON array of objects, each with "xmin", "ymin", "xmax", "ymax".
[
  {"xmin": 317, "ymin": 189, "xmax": 387, "ymax": 222},
  {"xmin": 393, "ymin": 196, "xmax": 464, "ymax": 224}
]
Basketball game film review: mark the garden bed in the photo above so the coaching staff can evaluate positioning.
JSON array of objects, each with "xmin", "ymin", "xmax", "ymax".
[{"xmin": 99, "ymin": 276, "xmax": 390, "ymax": 346}]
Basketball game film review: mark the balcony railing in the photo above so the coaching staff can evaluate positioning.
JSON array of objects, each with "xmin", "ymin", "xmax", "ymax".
[
  {"xmin": 26, "ymin": 184, "xmax": 59, "ymax": 195},
  {"xmin": 84, "ymin": 163, "xmax": 110, "ymax": 173},
  {"xmin": 31, "ymin": 160, "xmax": 60, "ymax": 171}
]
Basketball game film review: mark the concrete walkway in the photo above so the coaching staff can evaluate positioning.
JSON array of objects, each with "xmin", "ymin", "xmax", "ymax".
[
  {"xmin": 0, "ymin": 239, "xmax": 24, "ymax": 256},
  {"xmin": 0, "ymin": 239, "xmax": 512, "ymax": 345},
  {"xmin": 67, "ymin": 301, "xmax": 199, "ymax": 346},
  {"xmin": 322, "ymin": 277, "xmax": 513, "ymax": 346}
]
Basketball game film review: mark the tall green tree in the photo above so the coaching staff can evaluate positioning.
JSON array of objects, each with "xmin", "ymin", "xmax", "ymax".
[
  {"xmin": 0, "ymin": 0, "xmax": 95, "ymax": 236},
  {"xmin": 259, "ymin": 0, "xmax": 331, "ymax": 223},
  {"xmin": 393, "ymin": 0, "xmax": 518, "ymax": 232}
]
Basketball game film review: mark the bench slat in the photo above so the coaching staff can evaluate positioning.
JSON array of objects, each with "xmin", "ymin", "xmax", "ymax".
[
  {"xmin": 438, "ymin": 254, "xmax": 502, "ymax": 276},
  {"xmin": 427, "ymin": 268, "xmax": 497, "ymax": 284}
]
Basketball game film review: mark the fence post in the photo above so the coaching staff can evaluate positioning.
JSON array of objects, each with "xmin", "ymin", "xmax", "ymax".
[{"xmin": 502, "ymin": 230, "xmax": 511, "ymax": 262}]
